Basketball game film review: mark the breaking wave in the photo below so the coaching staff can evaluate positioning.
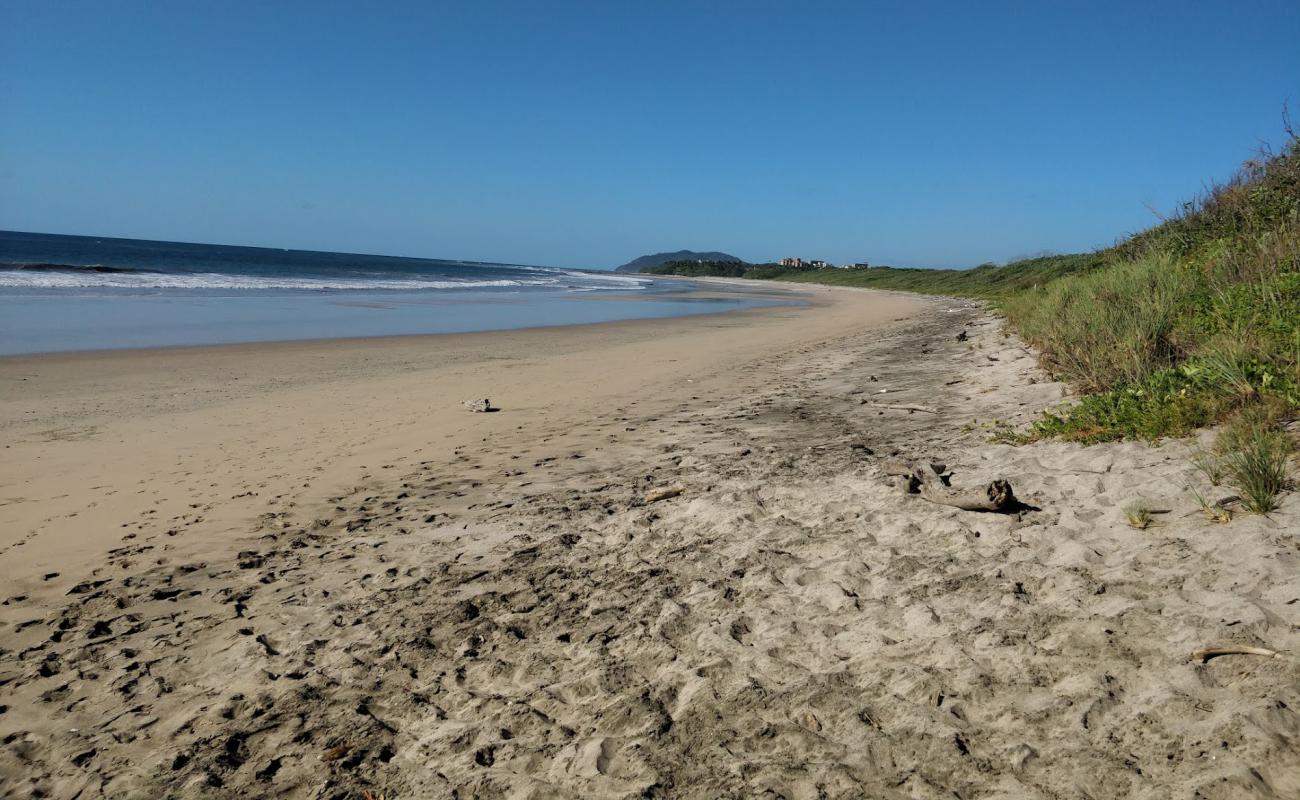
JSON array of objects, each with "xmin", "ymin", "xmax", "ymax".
[{"xmin": 0, "ymin": 262, "xmax": 651, "ymax": 292}]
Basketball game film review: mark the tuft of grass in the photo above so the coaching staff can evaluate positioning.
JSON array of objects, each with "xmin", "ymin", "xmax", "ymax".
[
  {"xmin": 1123, "ymin": 502, "xmax": 1155, "ymax": 530},
  {"xmin": 1191, "ymin": 447, "xmax": 1225, "ymax": 486},
  {"xmin": 1217, "ymin": 409, "xmax": 1294, "ymax": 514},
  {"xmin": 1188, "ymin": 485, "xmax": 1233, "ymax": 523}
]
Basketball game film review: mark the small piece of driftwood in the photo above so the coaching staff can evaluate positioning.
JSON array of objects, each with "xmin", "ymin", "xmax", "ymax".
[
  {"xmin": 320, "ymin": 744, "xmax": 352, "ymax": 762},
  {"xmin": 1191, "ymin": 645, "xmax": 1278, "ymax": 663},
  {"xmin": 882, "ymin": 460, "xmax": 1016, "ymax": 512},
  {"xmin": 859, "ymin": 403, "xmax": 940, "ymax": 414},
  {"xmin": 644, "ymin": 485, "xmax": 684, "ymax": 504}
]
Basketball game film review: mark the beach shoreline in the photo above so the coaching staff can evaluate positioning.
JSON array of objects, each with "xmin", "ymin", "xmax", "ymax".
[
  {"xmin": 0, "ymin": 279, "xmax": 803, "ymax": 362},
  {"xmin": 0, "ymin": 231, "xmax": 804, "ymax": 358}
]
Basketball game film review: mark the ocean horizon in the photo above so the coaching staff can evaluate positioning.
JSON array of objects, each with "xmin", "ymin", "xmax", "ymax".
[{"xmin": 0, "ymin": 230, "xmax": 785, "ymax": 354}]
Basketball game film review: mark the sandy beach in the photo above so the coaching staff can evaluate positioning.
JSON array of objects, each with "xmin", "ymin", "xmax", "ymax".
[{"xmin": 2, "ymin": 285, "xmax": 1297, "ymax": 799}]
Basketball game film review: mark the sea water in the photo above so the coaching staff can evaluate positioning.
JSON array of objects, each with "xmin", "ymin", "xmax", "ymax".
[{"xmin": 0, "ymin": 231, "xmax": 784, "ymax": 355}]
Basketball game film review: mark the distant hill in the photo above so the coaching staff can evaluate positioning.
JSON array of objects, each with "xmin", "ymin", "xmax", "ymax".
[{"xmin": 614, "ymin": 250, "xmax": 742, "ymax": 273}]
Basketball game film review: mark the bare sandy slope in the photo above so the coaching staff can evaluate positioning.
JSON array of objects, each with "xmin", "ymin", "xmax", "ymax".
[{"xmin": 2, "ymin": 289, "xmax": 1298, "ymax": 799}]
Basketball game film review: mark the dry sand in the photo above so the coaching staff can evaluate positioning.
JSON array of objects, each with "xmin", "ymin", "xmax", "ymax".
[{"xmin": 1, "ymin": 285, "xmax": 1297, "ymax": 799}]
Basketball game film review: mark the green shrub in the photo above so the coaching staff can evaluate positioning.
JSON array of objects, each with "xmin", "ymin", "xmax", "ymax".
[{"xmin": 1029, "ymin": 369, "xmax": 1221, "ymax": 442}]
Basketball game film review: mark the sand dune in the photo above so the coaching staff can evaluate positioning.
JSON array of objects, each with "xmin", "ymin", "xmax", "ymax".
[{"xmin": 1, "ymin": 288, "xmax": 1297, "ymax": 798}]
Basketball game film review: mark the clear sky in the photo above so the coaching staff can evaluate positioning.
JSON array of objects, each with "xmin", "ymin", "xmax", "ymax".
[{"xmin": 2, "ymin": 1, "xmax": 1298, "ymax": 269}]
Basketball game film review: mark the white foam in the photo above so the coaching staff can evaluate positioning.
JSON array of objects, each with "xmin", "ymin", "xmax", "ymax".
[
  {"xmin": 558, "ymin": 270, "xmax": 653, "ymax": 287},
  {"xmin": 0, "ymin": 271, "xmax": 560, "ymax": 291}
]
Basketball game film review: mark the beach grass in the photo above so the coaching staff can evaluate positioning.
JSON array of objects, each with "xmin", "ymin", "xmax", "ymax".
[
  {"xmin": 1217, "ymin": 403, "xmax": 1295, "ymax": 513},
  {"xmin": 1188, "ymin": 485, "xmax": 1234, "ymax": 523},
  {"xmin": 1123, "ymin": 501, "xmax": 1155, "ymax": 530}
]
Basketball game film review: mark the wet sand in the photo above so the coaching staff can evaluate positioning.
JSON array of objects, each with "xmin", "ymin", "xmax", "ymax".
[{"xmin": 1, "ymin": 285, "xmax": 1297, "ymax": 798}]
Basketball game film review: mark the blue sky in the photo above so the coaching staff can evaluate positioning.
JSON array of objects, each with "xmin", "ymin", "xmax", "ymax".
[{"xmin": 2, "ymin": 1, "xmax": 1298, "ymax": 269}]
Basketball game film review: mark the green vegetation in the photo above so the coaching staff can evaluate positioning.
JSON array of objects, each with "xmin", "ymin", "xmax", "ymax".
[
  {"xmin": 643, "ymin": 259, "xmax": 753, "ymax": 277},
  {"xmin": 1000, "ymin": 252, "xmax": 1188, "ymax": 392},
  {"xmin": 644, "ymin": 252, "xmax": 1107, "ymax": 295},
  {"xmin": 760, "ymin": 252, "xmax": 1108, "ymax": 296}
]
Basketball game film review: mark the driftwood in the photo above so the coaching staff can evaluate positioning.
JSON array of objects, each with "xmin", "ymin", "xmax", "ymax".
[
  {"xmin": 883, "ymin": 460, "xmax": 1016, "ymax": 512},
  {"xmin": 643, "ymin": 485, "xmax": 685, "ymax": 504},
  {"xmin": 1191, "ymin": 645, "xmax": 1278, "ymax": 663},
  {"xmin": 319, "ymin": 744, "xmax": 352, "ymax": 762},
  {"xmin": 860, "ymin": 403, "xmax": 939, "ymax": 414}
]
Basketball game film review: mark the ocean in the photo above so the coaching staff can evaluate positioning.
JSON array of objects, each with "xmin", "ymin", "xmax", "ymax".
[{"xmin": 0, "ymin": 231, "xmax": 782, "ymax": 355}]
